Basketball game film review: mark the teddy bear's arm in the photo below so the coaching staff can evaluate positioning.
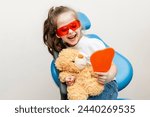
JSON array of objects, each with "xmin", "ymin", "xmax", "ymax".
[{"xmin": 59, "ymin": 72, "xmax": 75, "ymax": 83}]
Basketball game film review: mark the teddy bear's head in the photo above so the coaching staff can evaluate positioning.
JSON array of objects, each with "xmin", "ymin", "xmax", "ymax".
[{"xmin": 55, "ymin": 48, "xmax": 88, "ymax": 73}]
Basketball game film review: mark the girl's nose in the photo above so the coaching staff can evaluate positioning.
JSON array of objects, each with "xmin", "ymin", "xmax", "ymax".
[{"xmin": 68, "ymin": 29, "xmax": 74, "ymax": 34}]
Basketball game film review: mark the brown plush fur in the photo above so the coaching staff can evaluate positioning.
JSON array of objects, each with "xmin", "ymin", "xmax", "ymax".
[{"xmin": 55, "ymin": 48, "xmax": 104, "ymax": 100}]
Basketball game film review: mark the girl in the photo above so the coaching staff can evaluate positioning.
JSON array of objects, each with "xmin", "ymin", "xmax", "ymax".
[{"xmin": 43, "ymin": 6, "xmax": 118, "ymax": 100}]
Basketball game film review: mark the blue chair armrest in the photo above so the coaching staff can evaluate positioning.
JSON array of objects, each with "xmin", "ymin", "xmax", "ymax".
[
  {"xmin": 50, "ymin": 60, "xmax": 67, "ymax": 99},
  {"xmin": 114, "ymin": 52, "xmax": 133, "ymax": 91},
  {"xmin": 50, "ymin": 60, "xmax": 59, "ymax": 87}
]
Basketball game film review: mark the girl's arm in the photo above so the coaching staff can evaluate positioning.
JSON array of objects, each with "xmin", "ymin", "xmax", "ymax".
[{"xmin": 94, "ymin": 62, "xmax": 117, "ymax": 84}]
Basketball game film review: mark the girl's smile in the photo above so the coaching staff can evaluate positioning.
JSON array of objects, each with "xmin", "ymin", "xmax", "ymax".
[{"xmin": 68, "ymin": 33, "xmax": 77, "ymax": 39}]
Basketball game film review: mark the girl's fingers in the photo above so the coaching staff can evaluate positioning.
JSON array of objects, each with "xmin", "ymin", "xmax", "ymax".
[
  {"xmin": 66, "ymin": 76, "xmax": 75, "ymax": 86},
  {"xmin": 66, "ymin": 81, "xmax": 73, "ymax": 86},
  {"xmin": 95, "ymin": 72, "xmax": 107, "ymax": 76},
  {"xmin": 98, "ymin": 78, "xmax": 105, "ymax": 82},
  {"xmin": 99, "ymin": 76, "xmax": 107, "ymax": 80},
  {"xmin": 97, "ymin": 80, "xmax": 105, "ymax": 85},
  {"xmin": 98, "ymin": 76, "xmax": 107, "ymax": 84},
  {"xmin": 66, "ymin": 76, "xmax": 75, "ymax": 81}
]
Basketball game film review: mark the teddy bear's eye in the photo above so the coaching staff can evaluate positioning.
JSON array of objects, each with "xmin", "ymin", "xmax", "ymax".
[{"xmin": 71, "ymin": 60, "xmax": 75, "ymax": 63}]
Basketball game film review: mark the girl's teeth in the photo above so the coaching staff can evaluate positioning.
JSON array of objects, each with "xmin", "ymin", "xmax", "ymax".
[{"xmin": 68, "ymin": 34, "xmax": 76, "ymax": 39}]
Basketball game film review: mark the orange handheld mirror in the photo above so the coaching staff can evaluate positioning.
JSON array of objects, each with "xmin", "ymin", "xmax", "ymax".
[{"xmin": 90, "ymin": 48, "xmax": 115, "ymax": 72}]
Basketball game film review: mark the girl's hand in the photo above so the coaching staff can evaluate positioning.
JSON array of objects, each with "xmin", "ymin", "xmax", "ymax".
[
  {"xmin": 94, "ymin": 72, "xmax": 111, "ymax": 84},
  {"xmin": 65, "ymin": 75, "xmax": 75, "ymax": 86},
  {"xmin": 94, "ymin": 62, "xmax": 117, "ymax": 84}
]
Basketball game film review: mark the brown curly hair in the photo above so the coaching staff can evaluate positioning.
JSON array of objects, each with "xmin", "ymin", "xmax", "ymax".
[{"xmin": 43, "ymin": 6, "xmax": 78, "ymax": 59}]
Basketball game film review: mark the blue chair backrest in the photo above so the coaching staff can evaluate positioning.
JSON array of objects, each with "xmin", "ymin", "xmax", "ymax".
[{"xmin": 50, "ymin": 12, "xmax": 133, "ymax": 91}]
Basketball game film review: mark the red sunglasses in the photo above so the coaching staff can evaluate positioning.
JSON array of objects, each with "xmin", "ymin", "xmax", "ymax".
[{"xmin": 56, "ymin": 20, "xmax": 81, "ymax": 37}]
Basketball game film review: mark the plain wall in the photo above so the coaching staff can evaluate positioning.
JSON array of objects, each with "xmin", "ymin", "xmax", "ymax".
[{"xmin": 0, "ymin": 0, "xmax": 150, "ymax": 99}]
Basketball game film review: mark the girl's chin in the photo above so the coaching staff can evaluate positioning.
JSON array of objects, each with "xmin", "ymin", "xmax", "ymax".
[
  {"xmin": 68, "ymin": 42, "xmax": 77, "ymax": 46},
  {"xmin": 68, "ymin": 40, "xmax": 78, "ymax": 46},
  {"xmin": 67, "ymin": 38, "xmax": 78, "ymax": 46}
]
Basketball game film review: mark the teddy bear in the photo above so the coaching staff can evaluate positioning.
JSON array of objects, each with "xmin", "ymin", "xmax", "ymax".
[{"xmin": 55, "ymin": 48, "xmax": 104, "ymax": 100}]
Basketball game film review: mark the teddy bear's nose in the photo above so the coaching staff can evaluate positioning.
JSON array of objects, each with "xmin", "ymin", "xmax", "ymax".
[{"xmin": 78, "ymin": 54, "xmax": 84, "ymax": 59}]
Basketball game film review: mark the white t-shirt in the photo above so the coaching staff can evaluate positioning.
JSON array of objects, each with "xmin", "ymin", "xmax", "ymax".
[{"xmin": 70, "ymin": 35, "xmax": 106, "ymax": 63}]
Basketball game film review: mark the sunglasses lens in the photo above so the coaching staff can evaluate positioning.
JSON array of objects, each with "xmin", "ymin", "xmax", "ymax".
[
  {"xmin": 56, "ymin": 26, "xmax": 68, "ymax": 36},
  {"xmin": 56, "ymin": 20, "xmax": 80, "ymax": 37},
  {"xmin": 70, "ymin": 21, "xmax": 80, "ymax": 31}
]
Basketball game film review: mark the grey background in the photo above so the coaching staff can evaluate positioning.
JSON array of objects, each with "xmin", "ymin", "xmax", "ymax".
[{"xmin": 0, "ymin": 0, "xmax": 150, "ymax": 99}]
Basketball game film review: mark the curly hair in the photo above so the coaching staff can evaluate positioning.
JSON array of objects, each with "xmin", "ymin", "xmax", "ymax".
[{"xmin": 43, "ymin": 6, "xmax": 78, "ymax": 59}]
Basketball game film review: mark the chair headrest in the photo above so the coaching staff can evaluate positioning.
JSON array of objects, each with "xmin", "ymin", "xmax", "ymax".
[{"xmin": 77, "ymin": 12, "xmax": 91, "ymax": 30}]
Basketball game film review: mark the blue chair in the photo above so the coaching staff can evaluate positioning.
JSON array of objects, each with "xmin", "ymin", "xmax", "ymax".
[{"xmin": 50, "ymin": 12, "xmax": 133, "ymax": 99}]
